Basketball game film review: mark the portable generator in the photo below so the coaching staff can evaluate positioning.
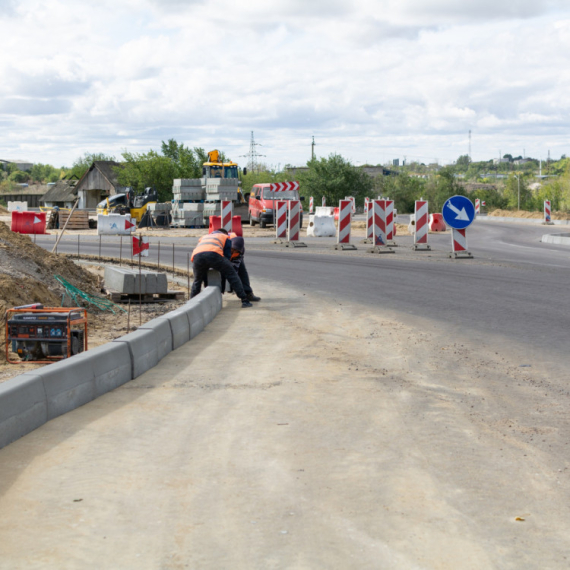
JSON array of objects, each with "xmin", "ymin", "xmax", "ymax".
[{"xmin": 5, "ymin": 305, "xmax": 88, "ymax": 364}]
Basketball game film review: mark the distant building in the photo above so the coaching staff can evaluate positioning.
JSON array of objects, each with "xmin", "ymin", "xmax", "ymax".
[
  {"xmin": 392, "ymin": 158, "xmax": 399, "ymax": 166},
  {"xmin": 40, "ymin": 180, "xmax": 78, "ymax": 209},
  {"xmin": 0, "ymin": 159, "xmax": 34, "ymax": 171},
  {"xmin": 513, "ymin": 159, "xmax": 530, "ymax": 165},
  {"xmin": 74, "ymin": 161, "xmax": 126, "ymax": 208},
  {"xmin": 0, "ymin": 184, "xmax": 48, "ymax": 208},
  {"xmin": 492, "ymin": 158, "xmax": 511, "ymax": 165}
]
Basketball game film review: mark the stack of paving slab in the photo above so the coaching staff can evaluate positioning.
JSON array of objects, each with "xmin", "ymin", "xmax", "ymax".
[
  {"xmin": 104, "ymin": 266, "xmax": 168, "ymax": 295},
  {"xmin": 173, "ymin": 178, "xmax": 206, "ymax": 201},
  {"xmin": 205, "ymin": 178, "xmax": 238, "ymax": 201},
  {"xmin": 171, "ymin": 202, "xmax": 205, "ymax": 227}
]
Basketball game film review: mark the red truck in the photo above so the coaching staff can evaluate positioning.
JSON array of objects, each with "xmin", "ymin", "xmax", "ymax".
[{"xmin": 248, "ymin": 183, "xmax": 304, "ymax": 227}]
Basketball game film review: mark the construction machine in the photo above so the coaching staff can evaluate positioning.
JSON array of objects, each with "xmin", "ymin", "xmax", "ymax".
[{"xmin": 96, "ymin": 187, "xmax": 158, "ymax": 224}]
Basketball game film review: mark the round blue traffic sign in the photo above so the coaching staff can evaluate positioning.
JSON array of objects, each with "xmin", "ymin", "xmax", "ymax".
[{"xmin": 442, "ymin": 195, "xmax": 475, "ymax": 230}]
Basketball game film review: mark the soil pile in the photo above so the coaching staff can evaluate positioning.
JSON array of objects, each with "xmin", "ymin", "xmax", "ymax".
[
  {"xmin": 0, "ymin": 222, "xmax": 98, "ymax": 365},
  {"xmin": 489, "ymin": 209, "xmax": 570, "ymax": 220},
  {"xmin": 0, "ymin": 205, "xmax": 8, "ymax": 214}
]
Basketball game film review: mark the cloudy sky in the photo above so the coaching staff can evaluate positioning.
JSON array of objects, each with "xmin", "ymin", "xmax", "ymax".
[{"xmin": 1, "ymin": 0, "xmax": 569, "ymax": 169}]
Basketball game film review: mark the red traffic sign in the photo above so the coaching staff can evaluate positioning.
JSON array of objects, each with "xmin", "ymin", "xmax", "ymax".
[{"xmin": 269, "ymin": 181, "xmax": 299, "ymax": 192}]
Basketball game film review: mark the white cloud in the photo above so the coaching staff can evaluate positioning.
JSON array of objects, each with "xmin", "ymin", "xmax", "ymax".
[{"xmin": 0, "ymin": 0, "xmax": 569, "ymax": 167}]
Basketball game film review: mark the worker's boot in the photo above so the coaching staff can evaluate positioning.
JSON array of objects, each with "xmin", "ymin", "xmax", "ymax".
[
  {"xmin": 242, "ymin": 299, "xmax": 253, "ymax": 308},
  {"xmin": 247, "ymin": 292, "xmax": 261, "ymax": 302}
]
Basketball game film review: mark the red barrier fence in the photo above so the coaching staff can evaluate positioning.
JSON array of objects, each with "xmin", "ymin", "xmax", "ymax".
[{"xmin": 11, "ymin": 211, "xmax": 47, "ymax": 234}]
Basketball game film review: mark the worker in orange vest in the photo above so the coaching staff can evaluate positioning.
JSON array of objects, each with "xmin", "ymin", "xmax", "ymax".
[
  {"xmin": 191, "ymin": 229, "xmax": 252, "ymax": 307},
  {"xmin": 229, "ymin": 234, "xmax": 260, "ymax": 302}
]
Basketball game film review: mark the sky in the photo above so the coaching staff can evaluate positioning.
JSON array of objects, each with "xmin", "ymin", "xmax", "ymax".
[{"xmin": 1, "ymin": 0, "xmax": 569, "ymax": 169}]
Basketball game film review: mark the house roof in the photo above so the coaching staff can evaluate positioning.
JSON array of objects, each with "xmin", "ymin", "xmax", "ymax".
[
  {"xmin": 40, "ymin": 180, "xmax": 78, "ymax": 203},
  {"xmin": 0, "ymin": 184, "xmax": 49, "ymax": 196},
  {"xmin": 75, "ymin": 160, "xmax": 124, "ymax": 191}
]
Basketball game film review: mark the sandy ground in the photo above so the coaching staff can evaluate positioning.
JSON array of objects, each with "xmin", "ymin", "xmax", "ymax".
[
  {"xmin": 488, "ymin": 208, "xmax": 570, "ymax": 220},
  {"xmin": 0, "ymin": 278, "xmax": 569, "ymax": 567}
]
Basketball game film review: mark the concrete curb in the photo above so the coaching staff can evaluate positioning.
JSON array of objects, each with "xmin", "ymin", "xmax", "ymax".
[
  {"xmin": 541, "ymin": 233, "xmax": 570, "ymax": 245},
  {"xmin": 0, "ymin": 282, "xmax": 223, "ymax": 450}
]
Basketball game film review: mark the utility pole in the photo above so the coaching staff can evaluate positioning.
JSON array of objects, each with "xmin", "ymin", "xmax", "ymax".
[
  {"xmin": 468, "ymin": 130, "xmax": 472, "ymax": 162},
  {"xmin": 240, "ymin": 131, "xmax": 265, "ymax": 173},
  {"xmin": 311, "ymin": 136, "xmax": 316, "ymax": 161}
]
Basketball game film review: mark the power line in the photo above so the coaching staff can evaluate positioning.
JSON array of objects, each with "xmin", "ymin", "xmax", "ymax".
[{"xmin": 240, "ymin": 131, "xmax": 265, "ymax": 173}]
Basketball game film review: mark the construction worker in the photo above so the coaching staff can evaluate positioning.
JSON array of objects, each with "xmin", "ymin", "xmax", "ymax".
[
  {"xmin": 229, "ymin": 235, "xmax": 260, "ymax": 302},
  {"xmin": 191, "ymin": 229, "xmax": 252, "ymax": 308}
]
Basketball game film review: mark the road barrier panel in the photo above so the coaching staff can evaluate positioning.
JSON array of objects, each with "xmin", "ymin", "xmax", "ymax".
[
  {"xmin": 362, "ymin": 200, "xmax": 374, "ymax": 244},
  {"xmin": 138, "ymin": 317, "xmax": 173, "ymax": 361},
  {"xmin": 368, "ymin": 199, "xmax": 394, "ymax": 254},
  {"xmin": 385, "ymin": 199, "xmax": 397, "ymax": 246},
  {"xmin": 285, "ymin": 200, "xmax": 307, "ymax": 248},
  {"xmin": 449, "ymin": 228, "xmax": 473, "ymax": 259},
  {"xmin": 0, "ymin": 374, "xmax": 47, "ymax": 449},
  {"xmin": 97, "ymin": 214, "xmax": 136, "ymax": 235},
  {"xmin": 543, "ymin": 200, "xmax": 554, "ymax": 224},
  {"xmin": 113, "ymin": 329, "xmax": 160, "ymax": 379},
  {"xmin": 7, "ymin": 201, "xmax": 28, "ymax": 212},
  {"xmin": 413, "ymin": 200, "xmax": 431, "ymax": 251},
  {"xmin": 475, "ymin": 198, "xmax": 480, "ymax": 217},
  {"xmin": 309, "ymin": 196, "xmax": 314, "ymax": 214},
  {"xmin": 335, "ymin": 199, "xmax": 357, "ymax": 250},
  {"xmin": 11, "ymin": 211, "xmax": 47, "ymax": 234},
  {"xmin": 221, "ymin": 200, "xmax": 233, "ymax": 232},
  {"xmin": 274, "ymin": 200, "xmax": 288, "ymax": 241}
]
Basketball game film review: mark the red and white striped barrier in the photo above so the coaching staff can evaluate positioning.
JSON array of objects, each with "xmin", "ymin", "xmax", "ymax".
[
  {"xmin": 335, "ymin": 199, "xmax": 357, "ymax": 250},
  {"xmin": 475, "ymin": 198, "xmax": 480, "ymax": 216},
  {"xmin": 451, "ymin": 228, "xmax": 468, "ymax": 256},
  {"xmin": 368, "ymin": 199, "xmax": 394, "ymax": 254},
  {"xmin": 276, "ymin": 200, "xmax": 287, "ymax": 239},
  {"xmin": 309, "ymin": 196, "xmax": 314, "ymax": 214},
  {"xmin": 413, "ymin": 200, "xmax": 430, "ymax": 250},
  {"xmin": 270, "ymin": 181, "xmax": 300, "ymax": 192},
  {"xmin": 345, "ymin": 196, "xmax": 356, "ymax": 215},
  {"xmin": 221, "ymin": 200, "xmax": 233, "ymax": 232},
  {"xmin": 322, "ymin": 196, "xmax": 326, "ymax": 207},
  {"xmin": 286, "ymin": 200, "xmax": 306, "ymax": 247},
  {"xmin": 366, "ymin": 199, "xmax": 373, "ymax": 241},
  {"xmin": 544, "ymin": 200, "xmax": 552, "ymax": 223},
  {"xmin": 385, "ymin": 199, "xmax": 395, "ymax": 243}
]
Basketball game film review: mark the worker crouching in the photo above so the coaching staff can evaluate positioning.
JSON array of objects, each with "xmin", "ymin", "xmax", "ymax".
[
  {"xmin": 191, "ymin": 229, "xmax": 252, "ymax": 308},
  {"xmin": 229, "ymin": 235, "xmax": 260, "ymax": 303}
]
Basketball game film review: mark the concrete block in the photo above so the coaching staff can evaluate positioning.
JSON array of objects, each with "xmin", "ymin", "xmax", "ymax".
[
  {"xmin": 86, "ymin": 342, "xmax": 133, "ymax": 397},
  {"xmin": 155, "ymin": 273, "xmax": 168, "ymax": 294},
  {"xmin": 185, "ymin": 298, "xmax": 205, "ymax": 339},
  {"xmin": 206, "ymin": 284, "xmax": 223, "ymax": 312},
  {"xmin": 148, "ymin": 203, "xmax": 172, "ymax": 212},
  {"xmin": 141, "ymin": 271, "xmax": 157, "ymax": 294},
  {"xmin": 0, "ymin": 374, "xmax": 47, "ymax": 449},
  {"xmin": 205, "ymin": 192, "xmax": 238, "ymax": 201},
  {"xmin": 104, "ymin": 266, "xmax": 141, "ymax": 295},
  {"xmin": 182, "ymin": 203, "xmax": 205, "ymax": 211},
  {"xmin": 174, "ymin": 178, "xmax": 204, "ymax": 187},
  {"xmin": 113, "ymin": 329, "xmax": 159, "ymax": 379},
  {"xmin": 25, "ymin": 357, "xmax": 96, "ymax": 420},
  {"xmin": 201, "ymin": 287, "xmax": 221, "ymax": 324},
  {"xmin": 137, "ymin": 317, "xmax": 173, "ymax": 361},
  {"xmin": 157, "ymin": 308, "xmax": 190, "ymax": 350},
  {"xmin": 206, "ymin": 269, "xmax": 222, "ymax": 290}
]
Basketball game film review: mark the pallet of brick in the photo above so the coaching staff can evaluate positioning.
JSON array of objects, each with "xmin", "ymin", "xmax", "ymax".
[
  {"xmin": 59, "ymin": 210, "xmax": 90, "ymax": 230},
  {"xmin": 173, "ymin": 178, "xmax": 204, "ymax": 187},
  {"xmin": 104, "ymin": 266, "xmax": 168, "ymax": 295},
  {"xmin": 181, "ymin": 203, "xmax": 204, "ymax": 211},
  {"xmin": 205, "ymin": 191, "xmax": 238, "ymax": 201},
  {"xmin": 173, "ymin": 187, "xmax": 206, "ymax": 201}
]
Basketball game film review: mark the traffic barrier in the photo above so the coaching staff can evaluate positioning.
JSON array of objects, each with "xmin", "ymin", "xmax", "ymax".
[
  {"xmin": 306, "ymin": 215, "xmax": 336, "ymax": 237},
  {"xmin": 137, "ymin": 317, "xmax": 173, "ymax": 361},
  {"xmin": 335, "ymin": 199, "xmax": 357, "ymax": 250},
  {"xmin": 276, "ymin": 200, "xmax": 287, "ymax": 239},
  {"xmin": 309, "ymin": 196, "xmax": 314, "ymax": 214},
  {"xmin": 333, "ymin": 207, "xmax": 339, "ymax": 221},
  {"xmin": 315, "ymin": 206, "xmax": 334, "ymax": 216},
  {"xmin": 544, "ymin": 200, "xmax": 552, "ymax": 223},
  {"xmin": 11, "ymin": 211, "xmax": 47, "ymax": 234},
  {"xmin": 368, "ymin": 199, "xmax": 394, "ymax": 254},
  {"xmin": 221, "ymin": 200, "xmax": 233, "ymax": 232},
  {"xmin": 475, "ymin": 198, "xmax": 480, "ymax": 216},
  {"xmin": 429, "ymin": 213, "xmax": 446, "ymax": 231},
  {"xmin": 7, "ymin": 201, "xmax": 28, "ymax": 212},
  {"xmin": 98, "ymin": 214, "xmax": 136, "ymax": 235},
  {"xmin": 113, "ymin": 329, "xmax": 159, "ymax": 379},
  {"xmin": 413, "ymin": 200, "xmax": 430, "ymax": 250},
  {"xmin": 0, "ymin": 374, "xmax": 47, "ymax": 449},
  {"xmin": 450, "ymin": 228, "xmax": 471, "ymax": 257},
  {"xmin": 345, "ymin": 196, "xmax": 356, "ymax": 215},
  {"xmin": 209, "ymin": 215, "xmax": 243, "ymax": 236},
  {"xmin": 364, "ymin": 200, "xmax": 373, "ymax": 242},
  {"xmin": 286, "ymin": 200, "xmax": 306, "ymax": 247},
  {"xmin": 408, "ymin": 213, "xmax": 415, "ymax": 234}
]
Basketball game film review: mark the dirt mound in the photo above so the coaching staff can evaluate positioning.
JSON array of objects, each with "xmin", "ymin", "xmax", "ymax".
[
  {"xmin": 488, "ymin": 209, "xmax": 570, "ymax": 220},
  {"xmin": 0, "ymin": 205, "xmax": 8, "ymax": 214}
]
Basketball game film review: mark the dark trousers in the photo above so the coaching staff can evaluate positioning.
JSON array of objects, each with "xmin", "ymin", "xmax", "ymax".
[
  {"xmin": 191, "ymin": 252, "xmax": 246, "ymax": 300},
  {"xmin": 237, "ymin": 261, "xmax": 253, "ymax": 295}
]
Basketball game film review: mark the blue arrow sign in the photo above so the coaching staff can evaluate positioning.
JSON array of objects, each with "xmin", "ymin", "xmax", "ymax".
[{"xmin": 442, "ymin": 195, "xmax": 475, "ymax": 230}]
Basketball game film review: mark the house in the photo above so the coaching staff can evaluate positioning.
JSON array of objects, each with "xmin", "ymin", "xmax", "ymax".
[
  {"xmin": 0, "ymin": 184, "xmax": 48, "ymax": 208},
  {"xmin": 40, "ymin": 180, "xmax": 78, "ymax": 208},
  {"xmin": 74, "ymin": 161, "xmax": 126, "ymax": 208},
  {"xmin": 0, "ymin": 159, "xmax": 34, "ymax": 172}
]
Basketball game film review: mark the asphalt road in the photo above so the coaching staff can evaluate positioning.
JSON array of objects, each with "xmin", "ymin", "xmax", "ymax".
[{"xmin": 36, "ymin": 220, "xmax": 570, "ymax": 362}]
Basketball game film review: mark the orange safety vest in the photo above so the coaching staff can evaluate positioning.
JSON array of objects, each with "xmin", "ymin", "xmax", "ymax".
[{"xmin": 191, "ymin": 233, "xmax": 229, "ymax": 261}]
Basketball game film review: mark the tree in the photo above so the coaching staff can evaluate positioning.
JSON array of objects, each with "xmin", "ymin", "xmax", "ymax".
[
  {"xmin": 424, "ymin": 167, "xmax": 466, "ymax": 211},
  {"xmin": 69, "ymin": 152, "xmax": 116, "ymax": 179},
  {"xmin": 9, "ymin": 170, "xmax": 30, "ymax": 183},
  {"xmin": 296, "ymin": 154, "xmax": 374, "ymax": 205},
  {"xmin": 503, "ymin": 174, "xmax": 531, "ymax": 210},
  {"xmin": 456, "ymin": 155, "xmax": 470, "ymax": 168},
  {"xmin": 375, "ymin": 172, "xmax": 425, "ymax": 213}
]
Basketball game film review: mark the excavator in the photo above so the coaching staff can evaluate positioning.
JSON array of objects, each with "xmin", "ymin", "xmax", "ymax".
[{"xmin": 203, "ymin": 149, "xmax": 242, "ymax": 181}]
